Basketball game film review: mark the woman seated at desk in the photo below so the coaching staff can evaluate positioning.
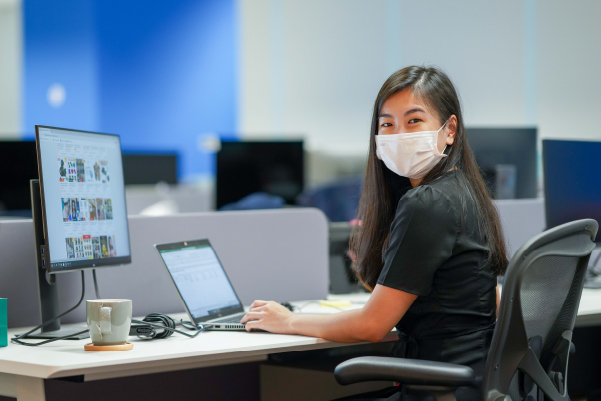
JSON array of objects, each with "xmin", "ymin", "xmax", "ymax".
[{"xmin": 241, "ymin": 65, "xmax": 507, "ymax": 401}]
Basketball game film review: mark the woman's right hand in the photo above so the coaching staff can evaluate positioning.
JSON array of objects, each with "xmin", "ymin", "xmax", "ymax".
[{"xmin": 240, "ymin": 300, "xmax": 295, "ymax": 334}]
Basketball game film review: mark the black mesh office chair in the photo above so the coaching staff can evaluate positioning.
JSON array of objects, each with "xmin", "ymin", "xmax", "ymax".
[{"xmin": 334, "ymin": 219, "xmax": 598, "ymax": 401}]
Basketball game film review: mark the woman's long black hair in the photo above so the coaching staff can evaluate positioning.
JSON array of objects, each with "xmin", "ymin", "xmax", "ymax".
[{"xmin": 350, "ymin": 66, "xmax": 508, "ymax": 291}]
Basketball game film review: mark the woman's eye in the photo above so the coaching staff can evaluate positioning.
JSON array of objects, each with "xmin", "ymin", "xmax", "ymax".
[
  {"xmin": 408, "ymin": 118, "xmax": 421, "ymax": 124},
  {"xmin": 380, "ymin": 123, "xmax": 393, "ymax": 127}
]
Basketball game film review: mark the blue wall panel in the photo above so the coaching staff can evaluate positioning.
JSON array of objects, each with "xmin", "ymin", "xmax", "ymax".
[
  {"xmin": 23, "ymin": 0, "xmax": 238, "ymax": 180},
  {"xmin": 22, "ymin": 0, "xmax": 99, "ymax": 135},
  {"xmin": 94, "ymin": 0, "xmax": 238, "ymax": 179}
]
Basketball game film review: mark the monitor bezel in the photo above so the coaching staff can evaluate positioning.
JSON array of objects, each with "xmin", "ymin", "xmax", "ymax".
[
  {"xmin": 154, "ymin": 238, "xmax": 245, "ymax": 323},
  {"xmin": 35, "ymin": 125, "xmax": 132, "ymax": 273}
]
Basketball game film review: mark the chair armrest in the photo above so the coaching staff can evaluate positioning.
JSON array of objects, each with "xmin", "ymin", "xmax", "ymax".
[{"xmin": 334, "ymin": 356, "xmax": 475, "ymax": 388}]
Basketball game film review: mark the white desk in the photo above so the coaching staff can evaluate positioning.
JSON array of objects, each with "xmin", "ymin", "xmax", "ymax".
[
  {"xmin": 0, "ymin": 305, "xmax": 394, "ymax": 401},
  {"xmin": 574, "ymin": 288, "xmax": 601, "ymax": 327}
]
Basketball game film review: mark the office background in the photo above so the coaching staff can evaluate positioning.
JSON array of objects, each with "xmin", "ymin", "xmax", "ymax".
[{"xmin": 1, "ymin": 0, "xmax": 600, "ymax": 184}]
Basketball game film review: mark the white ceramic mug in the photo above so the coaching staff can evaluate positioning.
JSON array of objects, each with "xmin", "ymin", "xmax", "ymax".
[{"xmin": 86, "ymin": 299, "xmax": 132, "ymax": 346}]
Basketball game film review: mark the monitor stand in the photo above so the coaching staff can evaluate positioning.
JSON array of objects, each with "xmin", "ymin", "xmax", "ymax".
[{"xmin": 26, "ymin": 179, "xmax": 88, "ymax": 340}]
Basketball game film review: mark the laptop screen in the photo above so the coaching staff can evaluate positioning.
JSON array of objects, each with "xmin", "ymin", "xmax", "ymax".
[{"xmin": 156, "ymin": 239, "xmax": 243, "ymax": 321}]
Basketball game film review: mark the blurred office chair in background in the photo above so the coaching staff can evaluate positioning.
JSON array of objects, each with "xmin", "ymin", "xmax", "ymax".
[
  {"xmin": 334, "ymin": 219, "xmax": 598, "ymax": 401},
  {"xmin": 297, "ymin": 176, "xmax": 363, "ymax": 222},
  {"xmin": 219, "ymin": 192, "xmax": 285, "ymax": 211}
]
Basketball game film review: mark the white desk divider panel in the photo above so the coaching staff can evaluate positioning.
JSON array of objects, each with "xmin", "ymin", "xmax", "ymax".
[{"xmin": 0, "ymin": 208, "xmax": 329, "ymax": 328}]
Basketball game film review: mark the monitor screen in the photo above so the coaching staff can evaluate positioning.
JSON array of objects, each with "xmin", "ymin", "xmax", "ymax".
[
  {"xmin": 0, "ymin": 140, "xmax": 38, "ymax": 213},
  {"xmin": 543, "ymin": 139, "xmax": 601, "ymax": 240},
  {"xmin": 36, "ymin": 126, "xmax": 131, "ymax": 272},
  {"xmin": 216, "ymin": 140, "xmax": 304, "ymax": 209},
  {"xmin": 466, "ymin": 127, "xmax": 537, "ymax": 199},
  {"xmin": 122, "ymin": 153, "xmax": 178, "ymax": 185}
]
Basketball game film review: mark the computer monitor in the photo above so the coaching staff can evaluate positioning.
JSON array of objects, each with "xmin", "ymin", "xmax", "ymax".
[
  {"xmin": 466, "ymin": 127, "xmax": 538, "ymax": 199},
  {"xmin": 543, "ymin": 139, "xmax": 601, "ymax": 243},
  {"xmin": 122, "ymin": 152, "xmax": 178, "ymax": 185},
  {"xmin": 0, "ymin": 140, "xmax": 38, "ymax": 215},
  {"xmin": 216, "ymin": 140, "xmax": 304, "ymax": 209},
  {"xmin": 30, "ymin": 125, "xmax": 132, "ymax": 339},
  {"xmin": 36, "ymin": 126, "xmax": 132, "ymax": 272}
]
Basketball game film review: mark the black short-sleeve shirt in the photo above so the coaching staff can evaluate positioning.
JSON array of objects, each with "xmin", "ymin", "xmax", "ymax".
[{"xmin": 377, "ymin": 170, "xmax": 497, "ymax": 401}]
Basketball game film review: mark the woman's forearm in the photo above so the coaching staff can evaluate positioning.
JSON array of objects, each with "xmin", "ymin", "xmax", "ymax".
[
  {"xmin": 243, "ymin": 287, "xmax": 412, "ymax": 340},
  {"xmin": 288, "ymin": 309, "xmax": 387, "ymax": 343}
]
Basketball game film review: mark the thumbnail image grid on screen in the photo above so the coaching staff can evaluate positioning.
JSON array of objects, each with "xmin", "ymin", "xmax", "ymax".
[{"xmin": 36, "ymin": 126, "xmax": 131, "ymax": 271}]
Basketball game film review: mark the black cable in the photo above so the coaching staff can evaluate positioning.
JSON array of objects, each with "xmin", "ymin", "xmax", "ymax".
[
  {"xmin": 131, "ymin": 313, "xmax": 207, "ymax": 339},
  {"xmin": 92, "ymin": 269, "xmax": 101, "ymax": 299},
  {"xmin": 180, "ymin": 319, "xmax": 199, "ymax": 330},
  {"xmin": 11, "ymin": 329, "xmax": 90, "ymax": 347},
  {"xmin": 136, "ymin": 313, "xmax": 176, "ymax": 339},
  {"xmin": 12, "ymin": 271, "xmax": 87, "ymax": 346}
]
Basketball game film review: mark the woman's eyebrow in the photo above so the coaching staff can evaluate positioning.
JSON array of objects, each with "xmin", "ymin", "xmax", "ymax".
[
  {"xmin": 378, "ymin": 113, "xmax": 394, "ymax": 119},
  {"xmin": 404, "ymin": 107, "xmax": 426, "ymax": 116}
]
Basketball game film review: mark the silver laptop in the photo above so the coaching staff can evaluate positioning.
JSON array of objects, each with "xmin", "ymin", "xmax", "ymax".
[{"xmin": 155, "ymin": 239, "xmax": 249, "ymax": 331}]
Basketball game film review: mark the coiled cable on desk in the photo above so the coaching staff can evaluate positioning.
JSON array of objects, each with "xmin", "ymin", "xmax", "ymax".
[{"xmin": 131, "ymin": 313, "xmax": 207, "ymax": 339}]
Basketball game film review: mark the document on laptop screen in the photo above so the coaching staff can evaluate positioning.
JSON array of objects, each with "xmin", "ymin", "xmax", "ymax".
[{"xmin": 159, "ymin": 245, "xmax": 241, "ymax": 319}]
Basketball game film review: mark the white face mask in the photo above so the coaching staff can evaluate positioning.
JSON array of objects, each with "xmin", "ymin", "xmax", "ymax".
[{"xmin": 376, "ymin": 121, "xmax": 448, "ymax": 179}]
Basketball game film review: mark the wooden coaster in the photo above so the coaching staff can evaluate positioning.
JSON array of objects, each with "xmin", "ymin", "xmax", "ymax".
[{"xmin": 84, "ymin": 342, "xmax": 133, "ymax": 351}]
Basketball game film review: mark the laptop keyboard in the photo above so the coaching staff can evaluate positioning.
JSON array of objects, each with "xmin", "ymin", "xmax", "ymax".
[{"xmin": 212, "ymin": 314, "xmax": 245, "ymax": 324}]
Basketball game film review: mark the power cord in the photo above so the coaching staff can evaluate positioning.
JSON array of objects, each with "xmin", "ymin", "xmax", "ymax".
[
  {"xmin": 11, "ymin": 271, "xmax": 88, "ymax": 346},
  {"xmin": 131, "ymin": 313, "xmax": 209, "ymax": 339}
]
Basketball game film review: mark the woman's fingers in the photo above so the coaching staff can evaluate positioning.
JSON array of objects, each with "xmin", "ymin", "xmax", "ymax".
[
  {"xmin": 240, "ymin": 311, "xmax": 265, "ymax": 324},
  {"xmin": 244, "ymin": 319, "xmax": 261, "ymax": 332}
]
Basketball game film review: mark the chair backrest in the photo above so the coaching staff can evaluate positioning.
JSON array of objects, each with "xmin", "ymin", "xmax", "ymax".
[
  {"xmin": 296, "ymin": 176, "xmax": 363, "ymax": 222},
  {"xmin": 483, "ymin": 219, "xmax": 598, "ymax": 401}
]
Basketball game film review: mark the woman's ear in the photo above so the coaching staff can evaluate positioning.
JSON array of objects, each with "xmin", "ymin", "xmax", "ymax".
[{"xmin": 446, "ymin": 115, "xmax": 458, "ymax": 145}]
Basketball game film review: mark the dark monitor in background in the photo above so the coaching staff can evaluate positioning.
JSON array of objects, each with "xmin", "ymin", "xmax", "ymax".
[
  {"xmin": 466, "ymin": 127, "xmax": 537, "ymax": 199},
  {"xmin": 0, "ymin": 140, "xmax": 38, "ymax": 215},
  {"xmin": 543, "ymin": 139, "xmax": 601, "ymax": 241},
  {"xmin": 216, "ymin": 140, "xmax": 304, "ymax": 209},
  {"xmin": 122, "ymin": 153, "xmax": 178, "ymax": 185}
]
